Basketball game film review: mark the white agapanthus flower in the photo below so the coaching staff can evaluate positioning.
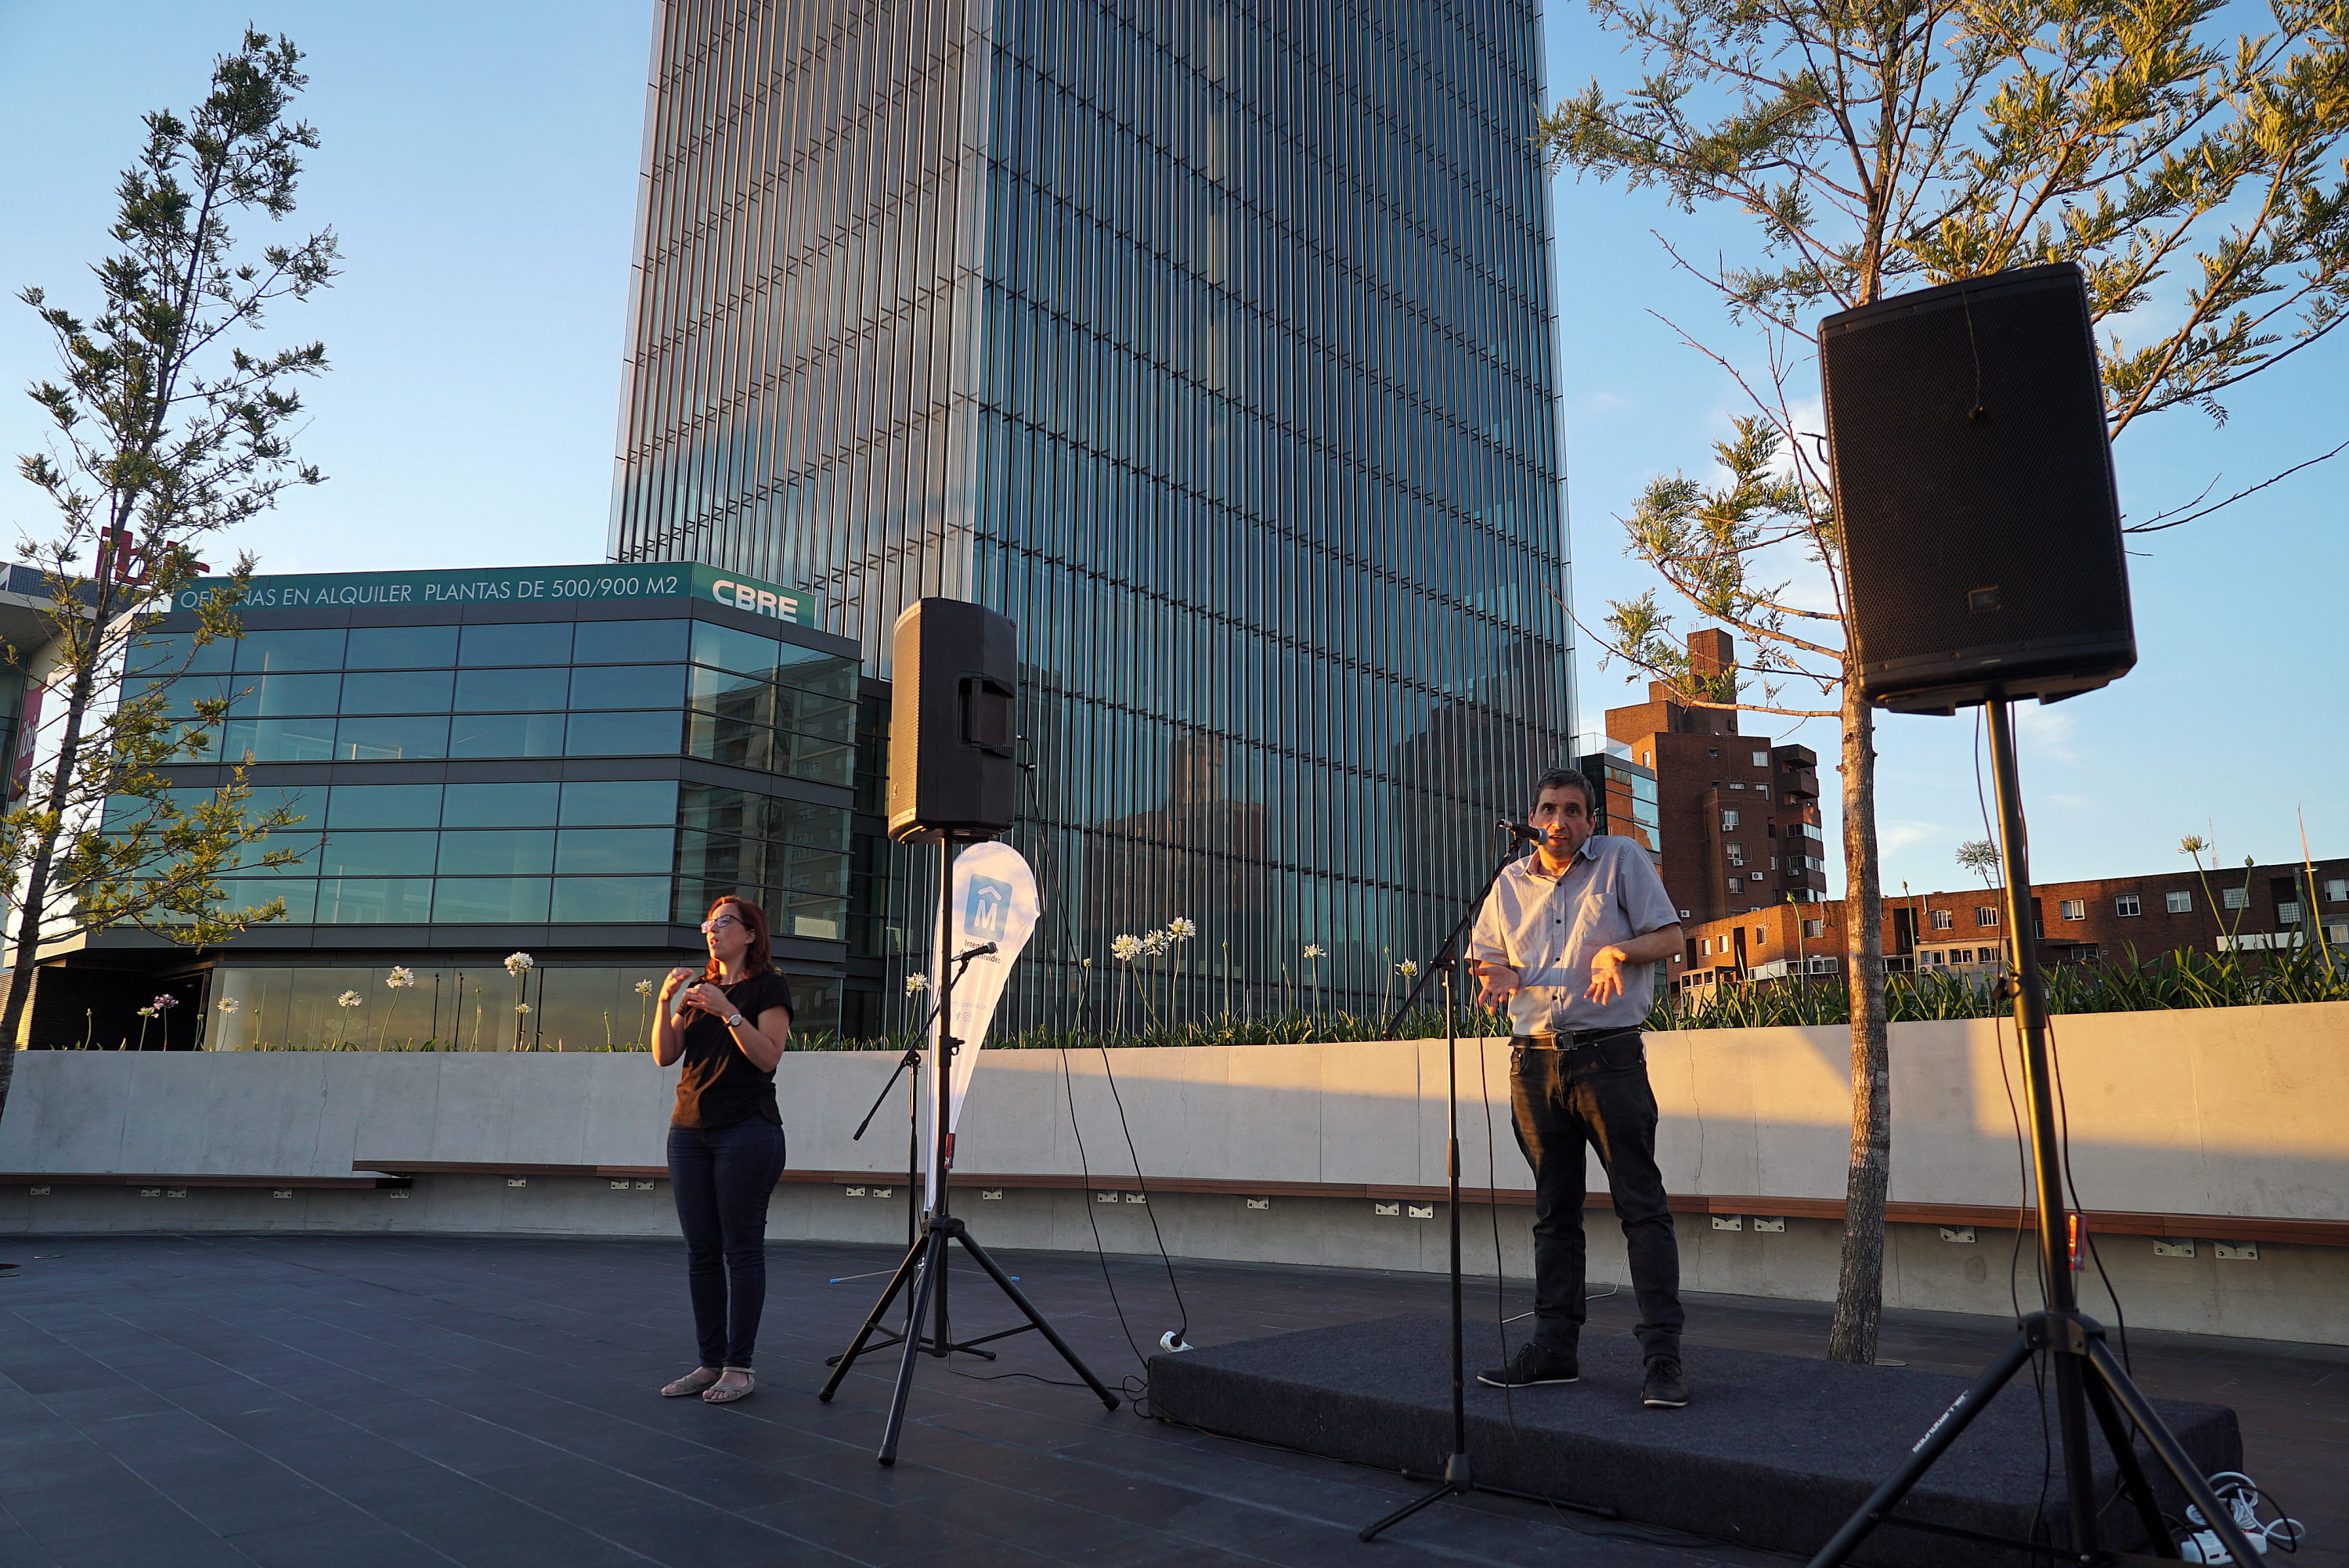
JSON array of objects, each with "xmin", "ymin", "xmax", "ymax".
[
  {"xmin": 1303, "ymin": 944, "xmax": 1327, "ymax": 960},
  {"xmin": 503, "ymin": 952, "xmax": 535, "ymax": 975},
  {"xmin": 218, "ymin": 997, "xmax": 240, "ymax": 1015},
  {"xmin": 516, "ymin": 1003, "xmax": 533, "ymax": 1015},
  {"xmin": 386, "ymin": 966, "xmax": 416, "ymax": 989},
  {"xmin": 904, "ymin": 972, "xmax": 929, "ymax": 995},
  {"xmin": 1141, "ymin": 930, "xmax": 1170, "ymax": 956},
  {"xmin": 1395, "ymin": 960, "xmax": 1420, "ymax": 979},
  {"xmin": 1110, "ymin": 934, "xmax": 1143, "ymax": 962},
  {"xmin": 337, "ymin": 991, "xmax": 363, "ymax": 1008},
  {"xmin": 634, "ymin": 979, "xmax": 657, "ymax": 997},
  {"xmin": 137, "ymin": 1006, "xmax": 157, "ymax": 1019},
  {"xmin": 1165, "ymin": 916, "xmax": 1196, "ymax": 942}
]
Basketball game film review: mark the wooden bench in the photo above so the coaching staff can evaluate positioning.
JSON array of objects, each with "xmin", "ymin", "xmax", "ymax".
[
  {"xmin": 2, "ymin": 1172, "xmax": 412, "ymax": 1197},
  {"xmin": 350, "ymin": 1162, "xmax": 2348, "ymax": 1248}
]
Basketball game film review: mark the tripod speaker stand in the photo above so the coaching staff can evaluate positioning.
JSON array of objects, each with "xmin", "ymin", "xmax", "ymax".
[
  {"xmin": 817, "ymin": 836, "xmax": 1118, "ymax": 1465},
  {"xmin": 1806, "ymin": 698, "xmax": 2257, "ymax": 1567}
]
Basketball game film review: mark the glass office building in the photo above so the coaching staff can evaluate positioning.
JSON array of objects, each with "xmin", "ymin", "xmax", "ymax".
[
  {"xmin": 62, "ymin": 563, "xmax": 871, "ymax": 1050},
  {"xmin": 610, "ymin": 2, "xmax": 1573, "ymax": 1020}
]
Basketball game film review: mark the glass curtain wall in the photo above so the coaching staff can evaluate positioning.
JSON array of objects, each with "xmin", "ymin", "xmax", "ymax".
[
  {"xmin": 613, "ymin": 0, "xmax": 1572, "ymax": 1026},
  {"xmin": 608, "ymin": 0, "xmax": 985, "ymax": 642},
  {"xmin": 119, "ymin": 618, "xmax": 858, "ymax": 937},
  {"xmin": 207, "ymin": 963, "xmax": 843, "ymax": 1050}
]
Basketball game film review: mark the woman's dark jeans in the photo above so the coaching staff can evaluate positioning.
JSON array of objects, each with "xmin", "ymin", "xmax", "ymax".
[{"xmin": 667, "ymin": 1120, "xmax": 788, "ymax": 1369}]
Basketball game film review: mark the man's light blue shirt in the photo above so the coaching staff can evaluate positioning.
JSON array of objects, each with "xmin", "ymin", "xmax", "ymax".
[{"xmin": 1467, "ymin": 834, "xmax": 1680, "ymax": 1035}]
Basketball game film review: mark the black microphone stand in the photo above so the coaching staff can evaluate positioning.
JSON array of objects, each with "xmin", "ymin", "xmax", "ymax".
[
  {"xmin": 1361, "ymin": 824, "xmax": 1614, "ymax": 1541},
  {"xmin": 829, "ymin": 943, "xmax": 997, "ymax": 1362}
]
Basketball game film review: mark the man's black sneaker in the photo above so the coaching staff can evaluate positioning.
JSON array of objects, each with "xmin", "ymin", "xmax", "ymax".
[
  {"xmin": 1642, "ymin": 1357, "xmax": 1689, "ymax": 1408},
  {"xmin": 1478, "ymin": 1341, "xmax": 1579, "ymax": 1388}
]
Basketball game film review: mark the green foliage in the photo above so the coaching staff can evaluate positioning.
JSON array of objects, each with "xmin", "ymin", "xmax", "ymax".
[
  {"xmin": 1543, "ymin": 0, "xmax": 2349, "ymax": 431},
  {"xmin": 1651, "ymin": 944, "xmax": 2348, "ymax": 1029},
  {"xmin": 2, "ymin": 30, "xmax": 336, "ymax": 1017}
]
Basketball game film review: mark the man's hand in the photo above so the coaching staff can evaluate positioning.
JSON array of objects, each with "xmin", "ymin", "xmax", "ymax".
[
  {"xmin": 1476, "ymin": 963, "xmax": 1521, "ymax": 1011},
  {"xmin": 1585, "ymin": 946, "xmax": 1630, "ymax": 1005}
]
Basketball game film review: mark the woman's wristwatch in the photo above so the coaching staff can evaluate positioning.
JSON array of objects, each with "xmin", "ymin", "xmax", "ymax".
[{"xmin": 724, "ymin": 1012, "xmax": 748, "ymax": 1029}]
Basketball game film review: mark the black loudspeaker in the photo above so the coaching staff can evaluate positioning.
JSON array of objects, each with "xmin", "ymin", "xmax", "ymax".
[
  {"xmin": 886, "ymin": 598, "xmax": 1018, "ymax": 842},
  {"xmin": 1820, "ymin": 262, "xmax": 2134, "ymax": 714}
]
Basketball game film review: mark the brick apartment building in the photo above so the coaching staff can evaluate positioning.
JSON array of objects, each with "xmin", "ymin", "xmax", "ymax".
[
  {"xmin": 1678, "ymin": 857, "xmax": 2349, "ymax": 990},
  {"xmin": 1605, "ymin": 629, "xmax": 1828, "ymax": 927}
]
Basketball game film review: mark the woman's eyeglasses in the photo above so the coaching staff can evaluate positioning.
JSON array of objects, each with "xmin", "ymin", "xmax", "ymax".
[{"xmin": 699, "ymin": 916, "xmax": 741, "ymax": 935}]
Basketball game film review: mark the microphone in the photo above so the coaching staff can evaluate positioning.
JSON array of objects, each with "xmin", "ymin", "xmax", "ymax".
[
  {"xmin": 1498, "ymin": 819, "xmax": 1544, "ymax": 846},
  {"xmin": 958, "ymin": 941, "xmax": 998, "ymax": 961}
]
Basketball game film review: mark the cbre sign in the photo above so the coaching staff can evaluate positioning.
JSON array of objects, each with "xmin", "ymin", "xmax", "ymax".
[{"xmin": 173, "ymin": 562, "xmax": 817, "ymax": 628}]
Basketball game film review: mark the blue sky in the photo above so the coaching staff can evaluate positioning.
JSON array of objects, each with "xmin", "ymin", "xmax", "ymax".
[{"xmin": 1, "ymin": 2, "xmax": 2340, "ymax": 896}]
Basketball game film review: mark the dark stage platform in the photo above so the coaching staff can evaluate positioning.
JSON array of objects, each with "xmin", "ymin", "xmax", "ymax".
[{"xmin": 1147, "ymin": 1314, "xmax": 2243, "ymax": 1566}]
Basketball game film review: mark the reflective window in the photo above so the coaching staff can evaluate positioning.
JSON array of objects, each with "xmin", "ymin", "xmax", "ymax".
[
  {"xmin": 236, "ymin": 831, "xmax": 323, "ymax": 875},
  {"xmin": 691, "ymin": 622, "xmax": 782, "ymax": 680},
  {"xmin": 217, "ymin": 878, "xmax": 316, "ymax": 922},
  {"xmin": 572, "ymin": 664, "xmax": 685, "ymax": 711},
  {"xmin": 434, "ymin": 877, "xmax": 553, "ymax": 923},
  {"xmin": 219, "ymin": 716, "xmax": 336, "ymax": 763},
  {"xmin": 326, "ymin": 784, "xmax": 443, "ymax": 830},
  {"xmin": 318, "ymin": 877, "xmax": 435, "ymax": 923},
  {"xmin": 455, "ymin": 667, "xmax": 568, "ymax": 712},
  {"xmin": 568, "ymin": 709, "xmax": 683, "ymax": 756},
  {"xmin": 449, "ymin": 712, "xmax": 567, "ymax": 757},
  {"xmin": 319, "ymin": 832, "xmax": 439, "ymax": 878},
  {"xmin": 459, "ymin": 622, "xmax": 572, "ymax": 666},
  {"xmin": 346, "ymin": 625, "xmax": 458, "ymax": 669},
  {"xmin": 228, "ymin": 672, "xmax": 340, "ymax": 717},
  {"xmin": 554, "ymin": 828, "xmax": 673, "ymax": 875},
  {"xmin": 129, "ymin": 632, "xmax": 233, "ymax": 676},
  {"xmin": 574, "ymin": 618, "xmax": 688, "ymax": 664},
  {"xmin": 559, "ymin": 780, "xmax": 677, "ymax": 825},
  {"xmin": 442, "ymin": 782, "xmax": 559, "ymax": 827},
  {"xmin": 144, "ymin": 676, "xmax": 230, "ymax": 720},
  {"xmin": 235, "ymin": 629, "xmax": 345, "ymax": 672},
  {"xmin": 341, "ymin": 670, "xmax": 454, "ymax": 714},
  {"xmin": 551, "ymin": 876, "xmax": 669, "ymax": 924},
  {"xmin": 336, "ymin": 715, "xmax": 449, "ymax": 761},
  {"xmin": 438, "ymin": 830, "xmax": 556, "ymax": 875}
]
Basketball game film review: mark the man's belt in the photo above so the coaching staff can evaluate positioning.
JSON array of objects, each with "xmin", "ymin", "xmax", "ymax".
[{"xmin": 1514, "ymin": 1025, "xmax": 1642, "ymax": 1050}]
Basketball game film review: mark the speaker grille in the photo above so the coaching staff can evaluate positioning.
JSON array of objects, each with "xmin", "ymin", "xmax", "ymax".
[{"xmin": 1822, "ymin": 265, "xmax": 2134, "ymax": 712}]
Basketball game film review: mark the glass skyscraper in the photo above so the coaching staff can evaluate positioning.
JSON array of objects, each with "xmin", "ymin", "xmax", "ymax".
[{"xmin": 611, "ymin": 2, "xmax": 1572, "ymax": 1021}]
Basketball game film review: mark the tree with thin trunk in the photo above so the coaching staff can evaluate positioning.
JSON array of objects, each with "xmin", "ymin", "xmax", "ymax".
[
  {"xmin": 1543, "ymin": 0, "xmax": 2349, "ymax": 1361},
  {"xmin": 0, "ymin": 31, "xmax": 337, "ymax": 1120}
]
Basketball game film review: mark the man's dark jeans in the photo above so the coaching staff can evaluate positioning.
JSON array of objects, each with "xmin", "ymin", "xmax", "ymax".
[
  {"xmin": 1510, "ymin": 1030, "xmax": 1683, "ymax": 1361},
  {"xmin": 667, "ymin": 1120, "xmax": 788, "ymax": 1369}
]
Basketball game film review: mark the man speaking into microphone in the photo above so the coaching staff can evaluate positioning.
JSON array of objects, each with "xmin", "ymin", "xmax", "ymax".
[{"xmin": 1470, "ymin": 768, "xmax": 1689, "ymax": 1408}]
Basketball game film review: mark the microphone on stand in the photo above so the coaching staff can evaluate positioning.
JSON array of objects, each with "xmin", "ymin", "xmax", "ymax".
[{"xmin": 1497, "ymin": 819, "xmax": 1545, "ymax": 847}]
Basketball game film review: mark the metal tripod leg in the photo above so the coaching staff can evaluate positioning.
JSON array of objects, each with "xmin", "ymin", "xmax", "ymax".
[
  {"xmin": 2080, "ymin": 1360, "xmax": 2177, "ymax": 1559},
  {"xmin": 875, "ymin": 1228, "xmax": 947, "ymax": 1465},
  {"xmin": 952, "ymin": 1224, "xmax": 1119, "ymax": 1410},
  {"xmin": 2087, "ymin": 1338, "xmax": 2261, "ymax": 1566},
  {"xmin": 1362, "ymin": 1453, "xmax": 1470, "ymax": 1542},
  {"xmin": 815, "ymin": 1234, "xmax": 929, "ymax": 1402},
  {"xmin": 1807, "ymin": 1328, "xmax": 2038, "ymax": 1568}
]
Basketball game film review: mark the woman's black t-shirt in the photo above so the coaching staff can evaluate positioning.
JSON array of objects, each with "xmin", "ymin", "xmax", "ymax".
[{"xmin": 669, "ymin": 971, "xmax": 794, "ymax": 1130}]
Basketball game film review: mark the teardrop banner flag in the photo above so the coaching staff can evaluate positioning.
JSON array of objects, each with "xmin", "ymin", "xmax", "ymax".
[{"xmin": 925, "ymin": 840, "xmax": 1040, "ymax": 1208}]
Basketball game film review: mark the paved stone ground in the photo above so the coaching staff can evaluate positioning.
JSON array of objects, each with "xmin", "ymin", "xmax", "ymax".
[{"xmin": 0, "ymin": 1234, "xmax": 2337, "ymax": 1567}]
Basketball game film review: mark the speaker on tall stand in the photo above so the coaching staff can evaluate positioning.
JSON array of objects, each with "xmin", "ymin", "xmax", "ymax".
[
  {"xmin": 1806, "ymin": 264, "xmax": 2257, "ymax": 1566},
  {"xmin": 817, "ymin": 598, "xmax": 1118, "ymax": 1465}
]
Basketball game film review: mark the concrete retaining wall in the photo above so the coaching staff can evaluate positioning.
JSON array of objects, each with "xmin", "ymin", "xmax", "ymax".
[{"xmin": 4, "ymin": 1001, "xmax": 2344, "ymax": 1343}]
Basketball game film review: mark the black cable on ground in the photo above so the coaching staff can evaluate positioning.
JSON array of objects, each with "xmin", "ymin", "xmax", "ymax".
[{"xmin": 1014, "ymin": 752, "xmax": 1194, "ymax": 1411}]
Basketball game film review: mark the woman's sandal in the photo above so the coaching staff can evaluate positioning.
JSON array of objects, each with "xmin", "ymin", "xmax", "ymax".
[
  {"xmin": 702, "ymin": 1367, "xmax": 756, "ymax": 1404},
  {"xmin": 661, "ymin": 1367, "xmax": 722, "ymax": 1397}
]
